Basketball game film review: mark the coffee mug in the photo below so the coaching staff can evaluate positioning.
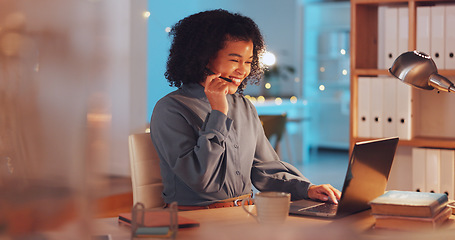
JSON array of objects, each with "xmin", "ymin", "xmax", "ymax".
[{"xmin": 242, "ymin": 191, "xmax": 291, "ymax": 224}]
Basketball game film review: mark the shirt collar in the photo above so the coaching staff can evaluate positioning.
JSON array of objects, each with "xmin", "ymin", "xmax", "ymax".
[{"xmin": 181, "ymin": 83, "xmax": 208, "ymax": 101}]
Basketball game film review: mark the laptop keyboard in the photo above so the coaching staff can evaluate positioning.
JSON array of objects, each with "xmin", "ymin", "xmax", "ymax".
[{"xmin": 305, "ymin": 203, "xmax": 338, "ymax": 214}]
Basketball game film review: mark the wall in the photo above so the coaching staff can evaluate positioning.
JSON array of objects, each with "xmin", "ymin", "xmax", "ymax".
[
  {"xmin": 301, "ymin": 1, "xmax": 351, "ymax": 150},
  {"xmin": 147, "ymin": 0, "xmax": 301, "ymax": 118}
]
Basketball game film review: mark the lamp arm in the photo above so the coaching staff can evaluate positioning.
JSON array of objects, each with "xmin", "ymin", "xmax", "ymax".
[{"xmin": 428, "ymin": 74, "xmax": 455, "ymax": 93}]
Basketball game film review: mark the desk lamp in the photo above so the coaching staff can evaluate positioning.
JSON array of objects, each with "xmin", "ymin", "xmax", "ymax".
[{"xmin": 389, "ymin": 51, "xmax": 455, "ymax": 92}]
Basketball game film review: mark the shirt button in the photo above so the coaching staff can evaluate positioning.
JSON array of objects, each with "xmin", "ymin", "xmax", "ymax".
[
  {"xmin": 234, "ymin": 144, "xmax": 239, "ymax": 148},
  {"xmin": 235, "ymin": 171, "xmax": 241, "ymax": 175}
]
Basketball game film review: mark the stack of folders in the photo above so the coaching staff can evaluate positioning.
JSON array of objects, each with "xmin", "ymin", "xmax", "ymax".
[
  {"xmin": 377, "ymin": 4, "xmax": 455, "ymax": 70},
  {"xmin": 369, "ymin": 191, "xmax": 451, "ymax": 231},
  {"xmin": 416, "ymin": 4, "xmax": 455, "ymax": 70},
  {"xmin": 377, "ymin": 5, "xmax": 410, "ymax": 70},
  {"xmin": 357, "ymin": 76, "xmax": 412, "ymax": 140},
  {"xmin": 412, "ymin": 147, "xmax": 455, "ymax": 200}
]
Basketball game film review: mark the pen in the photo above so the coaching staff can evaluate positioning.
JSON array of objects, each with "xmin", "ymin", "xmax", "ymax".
[{"xmin": 205, "ymin": 68, "xmax": 232, "ymax": 83}]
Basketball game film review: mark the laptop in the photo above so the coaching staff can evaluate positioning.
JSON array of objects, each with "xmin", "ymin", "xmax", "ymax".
[{"xmin": 289, "ymin": 137, "xmax": 399, "ymax": 218}]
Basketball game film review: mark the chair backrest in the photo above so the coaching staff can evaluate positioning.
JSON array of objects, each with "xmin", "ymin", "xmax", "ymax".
[
  {"xmin": 128, "ymin": 132, "xmax": 165, "ymax": 208},
  {"xmin": 259, "ymin": 114, "xmax": 287, "ymax": 151}
]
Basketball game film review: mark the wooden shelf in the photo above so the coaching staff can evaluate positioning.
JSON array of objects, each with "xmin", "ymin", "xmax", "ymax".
[
  {"xmin": 353, "ymin": 69, "xmax": 389, "ymax": 76},
  {"xmin": 350, "ymin": 0, "xmax": 455, "ymax": 151},
  {"xmin": 353, "ymin": 137, "xmax": 455, "ymax": 149},
  {"xmin": 350, "ymin": 0, "xmax": 455, "ymax": 192},
  {"xmin": 439, "ymin": 70, "xmax": 455, "ymax": 76},
  {"xmin": 352, "ymin": 69, "xmax": 455, "ymax": 77}
]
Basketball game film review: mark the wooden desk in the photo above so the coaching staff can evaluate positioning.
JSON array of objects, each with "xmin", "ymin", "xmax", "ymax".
[{"xmin": 90, "ymin": 206, "xmax": 455, "ymax": 240}]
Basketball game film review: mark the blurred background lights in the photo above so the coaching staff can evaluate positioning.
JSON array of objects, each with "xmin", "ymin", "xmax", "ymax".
[
  {"xmin": 275, "ymin": 97, "xmax": 283, "ymax": 105},
  {"xmin": 257, "ymin": 95, "xmax": 265, "ymax": 103},
  {"xmin": 262, "ymin": 51, "xmax": 276, "ymax": 66},
  {"xmin": 319, "ymin": 67, "xmax": 325, "ymax": 72},
  {"xmin": 319, "ymin": 85, "xmax": 325, "ymax": 91},
  {"xmin": 342, "ymin": 69, "xmax": 348, "ymax": 75},
  {"xmin": 165, "ymin": 27, "xmax": 171, "ymax": 33},
  {"xmin": 143, "ymin": 11, "xmax": 150, "ymax": 18},
  {"xmin": 340, "ymin": 49, "xmax": 346, "ymax": 55},
  {"xmin": 245, "ymin": 95, "xmax": 257, "ymax": 103},
  {"xmin": 265, "ymin": 82, "xmax": 271, "ymax": 89},
  {"xmin": 290, "ymin": 96, "xmax": 297, "ymax": 103}
]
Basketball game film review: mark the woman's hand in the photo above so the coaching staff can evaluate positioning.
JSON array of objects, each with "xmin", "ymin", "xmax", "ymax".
[
  {"xmin": 203, "ymin": 73, "xmax": 230, "ymax": 115},
  {"xmin": 308, "ymin": 184, "xmax": 342, "ymax": 204}
]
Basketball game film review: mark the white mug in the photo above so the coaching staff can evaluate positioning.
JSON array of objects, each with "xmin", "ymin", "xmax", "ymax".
[{"xmin": 242, "ymin": 192, "xmax": 291, "ymax": 224}]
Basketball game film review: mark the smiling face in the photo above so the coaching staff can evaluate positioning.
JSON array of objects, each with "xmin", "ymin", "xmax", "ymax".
[{"xmin": 206, "ymin": 38, "xmax": 254, "ymax": 94}]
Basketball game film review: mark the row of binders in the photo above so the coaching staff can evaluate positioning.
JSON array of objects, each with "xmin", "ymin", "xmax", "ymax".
[
  {"xmin": 412, "ymin": 147, "xmax": 455, "ymax": 200},
  {"xmin": 378, "ymin": 4, "xmax": 455, "ymax": 70},
  {"xmin": 357, "ymin": 76, "xmax": 412, "ymax": 140}
]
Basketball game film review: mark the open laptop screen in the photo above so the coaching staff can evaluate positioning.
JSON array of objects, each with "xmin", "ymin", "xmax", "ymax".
[{"xmin": 336, "ymin": 137, "xmax": 399, "ymax": 216}]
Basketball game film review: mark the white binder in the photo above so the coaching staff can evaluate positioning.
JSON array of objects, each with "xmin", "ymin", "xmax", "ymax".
[
  {"xmin": 440, "ymin": 149, "xmax": 455, "ymax": 200},
  {"xmin": 426, "ymin": 148, "xmax": 441, "ymax": 193},
  {"xmin": 395, "ymin": 79, "xmax": 413, "ymax": 140},
  {"xmin": 416, "ymin": 6, "xmax": 431, "ymax": 55},
  {"xmin": 412, "ymin": 147, "xmax": 426, "ymax": 192},
  {"xmin": 430, "ymin": 5, "xmax": 446, "ymax": 68},
  {"xmin": 445, "ymin": 4, "xmax": 455, "ymax": 69},
  {"xmin": 377, "ymin": 6, "xmax": 386, "ymax": 69},
  {"xmin": 384, "ymin": 6, "xmax": 398, "ymax": 69},
  {"xmin": 357, "ymin": 77, "xmax": 370, "ymax": 138},
  {"xmin": 397, "ymin": 6, "xmax": 409, "ymax": 54},
  {"xmin": 369, "ymin": 77, "xmax": 384, "ymax": 138},
  {"xmin": 382, "ymin": 77, "xmax": 397, "ymax": 137}
]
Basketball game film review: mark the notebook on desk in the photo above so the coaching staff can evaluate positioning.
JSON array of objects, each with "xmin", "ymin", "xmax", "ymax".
[{"xmin": 289, "ymin": 137, "xmax": 399, "ymax": 218}]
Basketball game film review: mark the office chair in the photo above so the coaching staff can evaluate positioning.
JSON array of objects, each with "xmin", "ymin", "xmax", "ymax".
[
  {"xmin": 128, "ymin": 132, "xmax": 165, "ymax": 208},
  {"xmin": 259, "ymin": 114, "xmax": 287, "ymax": 152}
]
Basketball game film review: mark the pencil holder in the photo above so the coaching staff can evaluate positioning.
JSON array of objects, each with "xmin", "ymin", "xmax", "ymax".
[{"xmin": 131, "ymin": 202, "xmax": 178, "ymax": 240}]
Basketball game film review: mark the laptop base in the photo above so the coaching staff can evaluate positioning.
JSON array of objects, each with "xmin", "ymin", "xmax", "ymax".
[{"xmin": 288, "ymin": 137, "xmax": 399, "ymax": 218}]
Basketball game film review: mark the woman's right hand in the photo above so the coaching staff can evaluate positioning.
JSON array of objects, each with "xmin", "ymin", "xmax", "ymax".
[
  {"xmin": 203, "ymin": 73, "xmax": 230, "ymax": 115},
  {"xmin": 308, "ymin": 184, "xmax": 341, "ymax": 204}
]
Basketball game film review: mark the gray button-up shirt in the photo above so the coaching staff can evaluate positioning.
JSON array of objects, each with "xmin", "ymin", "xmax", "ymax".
[{"xmin": 150, "ymin": 83, "xmax": 313, "ymax": 206}]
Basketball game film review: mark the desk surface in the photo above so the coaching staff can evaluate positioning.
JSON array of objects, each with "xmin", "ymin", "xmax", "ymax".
[{"xmin": 91, "ymin": 206, "xmax": 455, "ymax": 240}]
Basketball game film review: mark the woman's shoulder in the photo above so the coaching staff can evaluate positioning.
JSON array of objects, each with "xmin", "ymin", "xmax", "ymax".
[
  {"xmin": 229, "ymin": 94, "xmax": 260, "ymax": 120},
  {"xmin": 152, "ymin": 88, "xmax": 189, "ymax": 115},
  {"xmin": 232, "ymin": 93, "xmax": 257, "ymax": 110},
  {"xmin": 153, "ymin": 86, "xmax": 211, "ymax": 121},
  {"xmin": 155, "ymin": 87, "xmax": 195, "ymax": 106}
]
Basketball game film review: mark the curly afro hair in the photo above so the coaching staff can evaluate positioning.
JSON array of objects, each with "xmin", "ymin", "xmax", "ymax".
[{"xmin": 165, "ymin": 9, "xmax": 265, "ymax": 92}]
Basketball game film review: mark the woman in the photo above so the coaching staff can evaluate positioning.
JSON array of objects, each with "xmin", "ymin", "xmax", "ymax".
[{"xmin": 151, "ymin": 9, "xmax": 341, "ymax": 209}]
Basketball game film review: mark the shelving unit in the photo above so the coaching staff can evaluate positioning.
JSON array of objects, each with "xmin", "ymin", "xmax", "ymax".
[
  {"xmin": 350, "ymin": 0, "xmax": 455, "ymax": 190},
  {"xmin": 350, "ymin": 0, "xmax": 455, "ymax": 148}
]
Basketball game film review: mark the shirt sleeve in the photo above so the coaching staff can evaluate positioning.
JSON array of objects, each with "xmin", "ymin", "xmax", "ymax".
[
  {"xmin": 151, "ymin": 98, "xmax": 232, "ymax": 193},
  {"xmin": 250, "ymin": 109, "xmax": 314, "ymax": 200}
]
